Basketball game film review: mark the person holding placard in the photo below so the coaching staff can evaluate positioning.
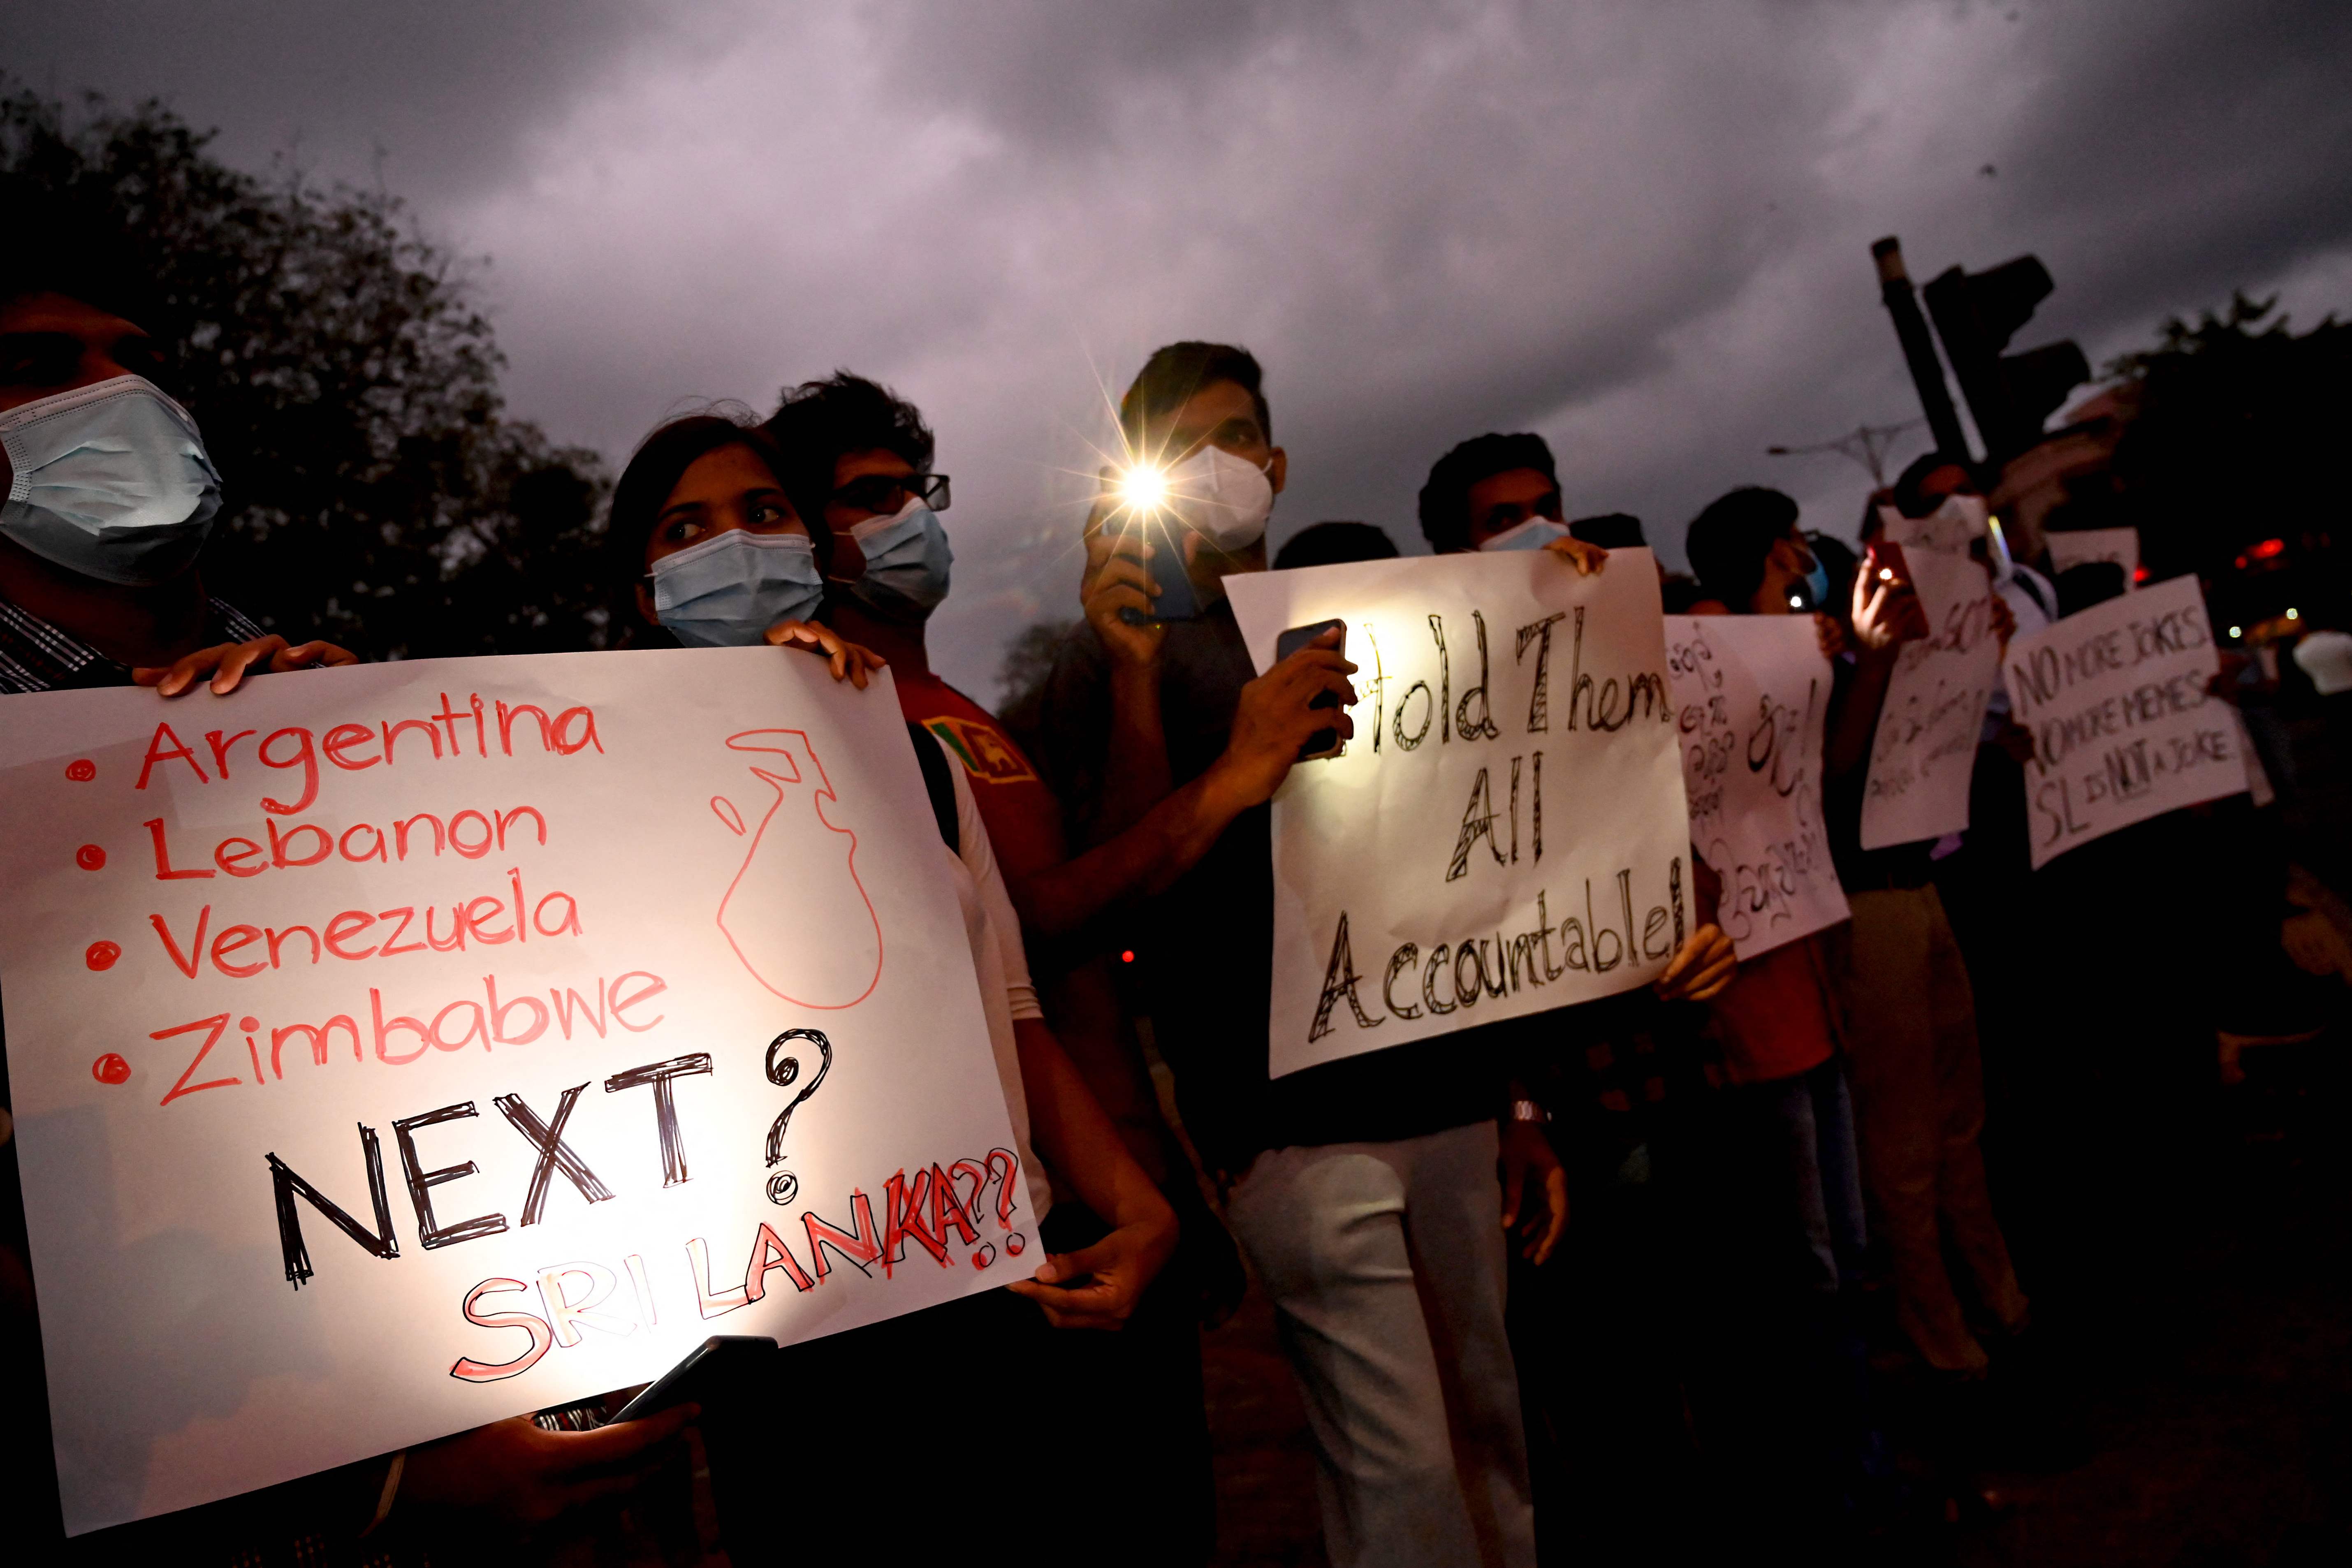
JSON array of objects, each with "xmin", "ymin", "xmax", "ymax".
[
  {"xmin": 1682, "ymin": 489, "xmax": 1888, "ymax": 1522},
  {"xmin": 1036, "ymin": 352, "xmax": 1733, "ymax": 1568},
  {"xmin": 1682, "ymin": 489, "xmax": 1867, "ymax": 1295},
  {"xmin": 0, "ymin": 190, "xmax": 714, "ymax": 1561},
  {"xmin": 1822, "ymin": 468, "xmax": 2031, "ymax": 1387},
  {"xmin": 1034, "ymin": 347, "xmax": 1548, "ymax": 1568},
  {"xmin": 764, "ymin": 370, "xmax": 1227, "ymax": 1560},
  {"xmin": 1418, "ymin": 432, "xmax": 1757, "ymax": 1552},
  {"xmin": 605, "ymin": 407, "xmax": 1179, "ymax": 1559}
]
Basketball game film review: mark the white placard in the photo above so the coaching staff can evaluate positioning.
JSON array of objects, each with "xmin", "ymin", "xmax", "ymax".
[
  {"xmin": 0, "ymin": 651, "xmax": 1025, "ymax": 1534},
  {"xmin": 1227, "ymin": 550, "xmax": 1690, "ymax": 1079},
  {"xmin": 2046, "ymin": 527, "xmax": 2139, "ymax": 589},
  {"xmin": 1663, "ymin": 616, "xmax": 1850, "ymax": 958},
  {"xmin": 1859, "ymin": 549, "xmax": 2002, "ymax": 850},
  {"xmin": 2005, "ymin": 576, "xmax": 2247, "ymax": 867},
  {"xmin": 1877, "ymin": 495, "xmax": 1987, "ymax": 556}
]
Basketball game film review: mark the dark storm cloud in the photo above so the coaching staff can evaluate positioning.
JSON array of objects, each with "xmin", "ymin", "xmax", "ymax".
[
  {"xmin": 8, "ymin": 0, "xmax": 2350, "ymax": 692},
  {"xmin": 0, "ymin": 0, "xmax": 670, "ymax": 198},
  {"xmin": 1958, "ymin": 0, "xmax": 2352, "ymax": 343}
]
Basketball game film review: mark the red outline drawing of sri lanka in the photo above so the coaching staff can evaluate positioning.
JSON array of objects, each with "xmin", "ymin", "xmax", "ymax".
[{"xmin": 710, "ymin": 730, "xmax": 883, "ymax": 1009}]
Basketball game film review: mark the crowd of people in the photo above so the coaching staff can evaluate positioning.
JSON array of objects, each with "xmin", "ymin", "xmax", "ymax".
[{"xmin": 4, "ymin": 194, "xmax": 2349, "ymax": 1568}]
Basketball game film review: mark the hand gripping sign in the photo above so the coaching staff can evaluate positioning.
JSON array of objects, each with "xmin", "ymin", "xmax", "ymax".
[
  {"xmin": 1227, "ymin": 549, "xmax": 1690, "ymax": 1078},
  {"xmin": 1662, "ymin": 616, "xmax": 1849, "ymax": 959},
  {"xmin": 0, "ymin": 649, "xmax": 1024, "ymax": 1535}
]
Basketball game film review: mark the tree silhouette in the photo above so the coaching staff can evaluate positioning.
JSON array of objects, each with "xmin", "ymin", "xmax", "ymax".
[
  {"xmin": 1, "ymin": 84, "xmax": 613, "ymax": 658},
  {"xmin": 2108, "ymin": 292, "xmax": 2349, "ymax": 625}
]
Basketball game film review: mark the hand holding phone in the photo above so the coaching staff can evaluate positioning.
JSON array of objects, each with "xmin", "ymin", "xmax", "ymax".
[
  {"xmin": 1103, "ymin": 469, "xmax": 1201, "ymax": 626},
  {"xmin": 1854, "ymin": 540, "xmax": 1927, "ymax": 651},
  {"xmin": 1274, "ymin": 619, "xmax": 1349, "ymax": 761},
  {"xmin": 607, "ymin": 1336, "xmax": 776, "ymax": 1424}
]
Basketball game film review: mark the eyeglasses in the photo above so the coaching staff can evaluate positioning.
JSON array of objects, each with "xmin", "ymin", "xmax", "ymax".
[{"xmin": 832, "ymin": 471, "xmax": 951, "ymax": 517}]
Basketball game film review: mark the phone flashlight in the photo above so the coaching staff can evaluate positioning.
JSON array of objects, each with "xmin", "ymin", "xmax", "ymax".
[{"xmin": 1115, "ymin": 464, "xmax": 1170, "ymax": 513}]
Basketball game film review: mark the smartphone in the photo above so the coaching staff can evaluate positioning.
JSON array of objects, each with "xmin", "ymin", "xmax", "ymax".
[
  {"xmin": 1275, "ymin": 619, "xmax": 1348, "ymax": 762},
  {"xmin": 1115, "ymin": 511, "xmax": 1201, "ymax": 625},
  {"xmin": 607, "ymin": 1335, "xmax": 776, "ymax": 1423}
]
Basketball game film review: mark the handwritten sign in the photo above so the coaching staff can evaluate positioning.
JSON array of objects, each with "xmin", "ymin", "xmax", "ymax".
[
  {"xmin": 1663, "ymin": 616, "xmax": 1849, "ymax": 958},
  {"xmin": 1227, "ymin": 550, "xmax": 1689, "ymax": 1078},
  {"xmin": 0, "ymin": 651, "xmax": 1025, "ymax": 1535},
  {"xmin": 2046, "ymin": 527, "xmax": 2140, "ymax": 589},
  {"xmin": 2005, "ymin": 576, "xmax": 2246, "ymax": 867},
  {"xmin": 1859, "ymin": 549, "xmax": 2001, "ymax": 850}
]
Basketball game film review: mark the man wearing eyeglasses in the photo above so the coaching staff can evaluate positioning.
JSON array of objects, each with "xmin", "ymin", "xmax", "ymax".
[{"xmin": 764, "ymin": 371, "xmax": 1249, "ymax": 1562}]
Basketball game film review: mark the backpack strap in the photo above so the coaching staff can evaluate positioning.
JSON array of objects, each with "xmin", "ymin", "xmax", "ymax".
[{"xmin": 908, "ymin": 720, "xmax": 960, "ymax": 855}]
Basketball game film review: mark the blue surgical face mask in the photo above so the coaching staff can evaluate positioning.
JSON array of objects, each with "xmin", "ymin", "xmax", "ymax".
[
  {"xmin": 0, "ymin": 375, "xmax": 223, "ymax": 585},
  {"xmin": 1477, "ymin": 516, "xmax": 1569, "ymax": 553},
  {"xmin": 649, "ymin": 529, "xmax": 824, "ymax": 648},
  {"xmin": 1801, "ymin": 554, "xmax": 1833, "ymax": 611},
  {"xmin": 843, "ymin": 495, "xmax": 953, "ymax": 620}
]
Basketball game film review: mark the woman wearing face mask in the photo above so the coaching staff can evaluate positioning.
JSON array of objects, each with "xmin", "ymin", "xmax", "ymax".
[
  {"xmin": 613, "ymin": 410, "xmax": 878, "ymax": 678},
  {"xmin": 605, "ymin": 409, "xmax": 1178, "ymax": 1559}
]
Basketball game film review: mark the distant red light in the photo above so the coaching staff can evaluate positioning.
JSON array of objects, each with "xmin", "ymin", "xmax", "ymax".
[
  {"xmin": 2251, "ymin": 537, "xmax": 2287, "ymax": 560},
  {"xmin": 2133, "ymin": 565, "xmax": 2150, "ymax": 583},
  {"xmin": 1121, "ymin": 950, "xmax": 1135, "ymax": 963}
]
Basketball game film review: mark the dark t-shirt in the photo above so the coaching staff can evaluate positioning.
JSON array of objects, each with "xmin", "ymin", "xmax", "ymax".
[{"xmin": 1029, "ymin": 599, "xmax": 1509, "ymax": 1172}]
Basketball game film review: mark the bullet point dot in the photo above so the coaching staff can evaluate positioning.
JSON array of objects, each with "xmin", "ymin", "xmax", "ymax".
[
  {"xmin": 66, "ymin": 759, "xmax": 97, "ymax": 782},
  {"xmin": 92, "ymin": 1054, "xmax": 131, "ymax": 1086},
  {"xmin": 85, "ymin": 941, "xmax": 121, "ymax": 971},
  {"xmin": 75, "ymin": 844, "xmax": 106, "ymax": 871}
]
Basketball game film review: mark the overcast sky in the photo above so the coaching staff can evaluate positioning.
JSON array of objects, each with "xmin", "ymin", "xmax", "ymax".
[{"xmin": 9, "ymin": 0, "xmax": 2350, "ymax": 693}]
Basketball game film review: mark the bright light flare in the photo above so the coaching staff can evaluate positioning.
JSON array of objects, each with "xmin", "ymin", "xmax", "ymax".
[{"xmin": 1115, "ymin": 464, "xmax": 1171, "ymax": 513}]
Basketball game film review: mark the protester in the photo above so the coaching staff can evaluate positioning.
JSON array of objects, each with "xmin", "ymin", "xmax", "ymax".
[
  {"xmin": 1029, "ymin": 352, "xmax": 1536, "ymax": 1566},
  {"xmin": 1814, "ymin": 472, "xmax": 2032, "ymax": 1389},
  {"xmin": 1416, "ymin": 431, "xmax": 1569, "ymax": 553},
  {"xmin": 604, "ymin": 405, "xmax": 1181, "ymax": 1555},
  {"xmin": 1682, "ymin": 491, "xmax": 1867, "ymax": 1303},
  {"xmin": 765, "ymin": 371, "xmax": 1228, "ymax": 1559},
  {"xmin": 1421, "ymin": 444, "xmax": 1750, "ymax": 1559},
  {"xmin": 1683, "ymin": 487, "xmax": 1883, "ymax": 1533},
  {"xmin": 0, "ymin": 194, "xmax": 710, "ymax": 1562},
  {"xmin": 1030, "ymin": 358, "xmax": 1731, "ymax": 1568}
]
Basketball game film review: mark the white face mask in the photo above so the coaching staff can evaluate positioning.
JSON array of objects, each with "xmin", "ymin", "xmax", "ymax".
[
  {"xmin": 1476, "ymin": 517, "xmax": 1569, "ymax": 553},
  {"xmin": 1164, "ymin": 443, "xmax": 1274, "ymax": 553},
  {"xmin": 0, "ymin": 375, "xmax": 223, "ymax": 585}
]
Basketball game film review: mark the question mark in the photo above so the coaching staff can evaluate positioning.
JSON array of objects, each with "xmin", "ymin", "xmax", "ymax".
[{"xmin": 763, "ymin": 1028, "xmax": 833, "ymax": 1206}]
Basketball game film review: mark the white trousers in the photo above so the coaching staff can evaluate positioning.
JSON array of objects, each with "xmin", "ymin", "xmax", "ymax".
[{"xmin": 1226, "ymin": 1121, "xmax": 1538, "ymax": 1568}]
